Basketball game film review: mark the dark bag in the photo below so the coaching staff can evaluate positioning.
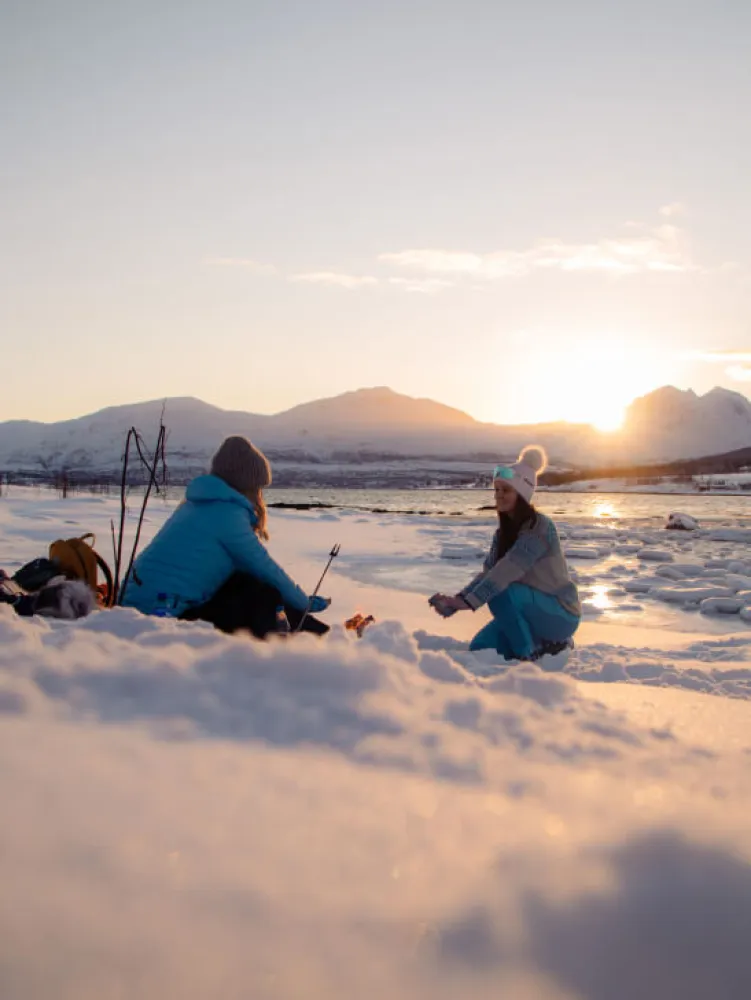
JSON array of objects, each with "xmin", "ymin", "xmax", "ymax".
[{"xmin": 13, "ymin": 557, "xmax": 60, "ymax": 592}]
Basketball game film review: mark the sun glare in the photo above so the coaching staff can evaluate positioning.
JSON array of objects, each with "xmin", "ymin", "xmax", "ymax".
[
  {"xmin": 503, "ymin": 337, "xmax": 671, "ymax": 432},
  {"xmin": 594, "ymin": 501, "xmax": 618, "ymax": 519},
  {"xmin": 592, "ymin": 407, "xmax": 625, "ymax": 433},
  {"xmin": 575, "ymin": 342, "xmax": 648, "ymax": 431}
]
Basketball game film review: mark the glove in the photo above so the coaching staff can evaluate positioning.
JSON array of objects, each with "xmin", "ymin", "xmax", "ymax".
[
  {"xmin": 429, "ymin": 593, "xmax": 462, "ymax": 618},
  {"xmin": 429, "ymin": 593, "xmax": 451, "ymax": 617},
  {"xmin": 308, "ymin": 595, "xmax": 331, "ymax": 613}
]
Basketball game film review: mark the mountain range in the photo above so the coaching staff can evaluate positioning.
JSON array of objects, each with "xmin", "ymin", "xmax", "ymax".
[{"xmin": 0, "ymin": 385, "xmax": 749, "ymax": 477}]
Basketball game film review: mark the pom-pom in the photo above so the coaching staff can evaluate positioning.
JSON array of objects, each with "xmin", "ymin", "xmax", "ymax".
[{"xmin": 518, "ymin": 445, "xmax": 548, "ymax": 474}]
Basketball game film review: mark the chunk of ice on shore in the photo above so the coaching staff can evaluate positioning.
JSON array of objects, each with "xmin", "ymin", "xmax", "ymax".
[
  {"xmin": 700, "ymin": 597, "xmax": 743, "ymax": 615},
  {"xmin": 666, "ymin": 512, "xmax": 699, "ymax": 531},
  {"xmin": 565, "ymin": 546, "xmax": 604, "ymax": 560},
  {"xmin": 637, "ymin": 548, "xmax": 675, "ymax": 563},
  {"xmin": 654, "ymin": 585, "xmax": 736, "ymax": 605}
]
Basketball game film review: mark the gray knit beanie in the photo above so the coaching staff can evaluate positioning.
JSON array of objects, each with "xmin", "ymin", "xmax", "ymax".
[{"xmin": 210, "ymin": 436, "xmax": 272, "ymax": 495}]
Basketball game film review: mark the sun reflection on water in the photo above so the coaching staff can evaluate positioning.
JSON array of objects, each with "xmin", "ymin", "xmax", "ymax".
[
  {"xmin": 589, "ymin": 585, "xmax": 613, "ymax": 610},
  {"xmin": 594, "ymin": 502, "xmax": 619, "ymax": 519}
]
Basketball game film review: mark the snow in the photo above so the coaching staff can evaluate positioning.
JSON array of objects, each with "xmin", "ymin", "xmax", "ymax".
[
  {"xmin": 439, "ymin": 543, "xmax": 485, "ymax": 561},
  {"xmin": 708, "ymin": 528, "xmax": 751, "ymax": 543},
  {"xmin": 653, "ymin": 585, "xmax": 737, "ymax": 604},
  {"xmin": 700, "ymin": 597, "xmax": 744, "ymax": 615},
  {"xmin": 666, "ymin": 511, "xmax": 699, "ymax": 530},
  {"xmin": 3, "ymin": 386, "xmax": 751, "ymax": 476},
  {"xmin": 637, "ymin": 547, "xmax": 675, "ymax": 562},
  {"xmin": 564, "ymin": 545, "xmax": 604, "ymax": 560},
  {"xmin": 547, "ymin": 475, "xmax": 751, "ymax": 497},
  {"xmin": 2, "ymin": 486, "xmax": 751, "ymax": 999}
]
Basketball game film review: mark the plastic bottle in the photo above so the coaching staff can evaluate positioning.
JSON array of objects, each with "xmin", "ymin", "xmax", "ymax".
[
  {"xmin": 274, "ymin": 605, "xmax": 291, "ymax": 635},
  {"xmin": 154, "ymin": 592, "xmax": 171, "ymax": 618}
]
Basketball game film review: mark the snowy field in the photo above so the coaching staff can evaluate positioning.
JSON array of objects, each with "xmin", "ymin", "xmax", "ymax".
[
  {"xmin": 544, "ymin": 473, "xmax": 751, "ymax": 495},
  {"xmin": 2, "ymin": 487, "xmax": 751, "ymax": 999}
]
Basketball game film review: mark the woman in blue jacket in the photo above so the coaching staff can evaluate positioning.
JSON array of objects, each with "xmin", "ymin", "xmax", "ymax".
[{"xmin": 121, "ymin": 436, "xmax": 330, "ymax": 637}]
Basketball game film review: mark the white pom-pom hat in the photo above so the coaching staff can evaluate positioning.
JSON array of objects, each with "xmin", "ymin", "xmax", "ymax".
[{"xmin": 493, "ymin": 445, "xmax": 548, "ymax": 504}]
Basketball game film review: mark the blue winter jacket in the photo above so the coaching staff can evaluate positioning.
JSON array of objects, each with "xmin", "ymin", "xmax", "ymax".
[{"xmin": 121, "ymin": 475, "xmax": 309, "ymax": 616}]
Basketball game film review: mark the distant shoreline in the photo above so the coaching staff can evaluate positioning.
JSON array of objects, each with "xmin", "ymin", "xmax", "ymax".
[{"xmin": 3, "ymin": 480, "xmax": 751, "ymax": 510}]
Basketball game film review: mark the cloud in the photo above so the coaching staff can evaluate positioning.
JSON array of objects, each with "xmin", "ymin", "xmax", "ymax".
[
  {"xmin": 208, "ymin": 208, "xmax": 708, "ymax": 295},
  {"xmin": 727, "ymin": 365, "xmax": 751, "ymax": 382},
  {"xmin": 691, "ymin": 350, "xmax": 751, "ymax": 384},
  {"xmin": 379, "ymin": 216, "xmax": 696, "ymax": 280},
  {"xmin": 204, "ymin": 257, "xmax": 278, "ymax": 276},
  {"xmin": 290, "ymin": 271, "xmax": 379, "ymax": 289}
]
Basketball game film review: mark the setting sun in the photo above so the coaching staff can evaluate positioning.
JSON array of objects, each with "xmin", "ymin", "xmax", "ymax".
[
  {"xmin": 590, "ymin": 402, "xmax": 627, "ymax": 433},
  {"xmin": 500, "ymin": 336, "xmax": 673, "ymax": 431}
]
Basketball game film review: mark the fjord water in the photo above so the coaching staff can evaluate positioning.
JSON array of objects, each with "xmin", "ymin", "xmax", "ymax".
[{"xmin": 262, "ymin": 488, "xmax": 751, "ymax": 528}]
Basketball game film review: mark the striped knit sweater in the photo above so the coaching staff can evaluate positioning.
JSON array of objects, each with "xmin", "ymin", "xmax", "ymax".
[{"xmin": 459, "ymin": 513, "xmax": 581, "ymax": 617}]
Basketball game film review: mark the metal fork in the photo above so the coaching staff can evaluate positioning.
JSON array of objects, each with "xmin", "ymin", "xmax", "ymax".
[{"xmin": 293, "ymin": 543, "xmax": 341, "ymax": 633}]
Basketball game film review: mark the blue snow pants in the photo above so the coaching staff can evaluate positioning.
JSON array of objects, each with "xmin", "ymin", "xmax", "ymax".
[{"xmin": 469, "ymin": 583, "xmax": 579, "ymax": 660}]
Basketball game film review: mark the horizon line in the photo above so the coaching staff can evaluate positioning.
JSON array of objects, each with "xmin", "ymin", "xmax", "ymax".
[{"xmin": 0, "ymin": 382, "xmax": 744, "ymax": 431}]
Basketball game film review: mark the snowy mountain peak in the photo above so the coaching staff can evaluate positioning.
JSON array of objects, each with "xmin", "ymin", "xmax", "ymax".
[
  {"xmin": 272, "ymin": 386, "xmax": 478, "ymax": 429},
  {"xmin": 624, "ymin": 385, "xmax": 751, "ymax": 461},
  {"xmin": 0, "ymin": 384, "xmax": 749, "ymax": 474}
]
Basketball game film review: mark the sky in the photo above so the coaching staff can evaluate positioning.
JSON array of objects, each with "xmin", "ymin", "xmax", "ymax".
[{"xmin": 1, "ymin": 0, "xmax": 750, "ymax": 429}]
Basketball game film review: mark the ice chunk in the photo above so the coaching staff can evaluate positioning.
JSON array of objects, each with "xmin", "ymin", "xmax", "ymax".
[
  {"xmin": 708, "ymin": 528, "xmax": 751, "ymax": 543},
  {"xmin": 568, "ymin": 528, "xmax": 617, "ymax": 541},
  {"xmin": 565, "ymin": 546, "xmax": 604, "ymax": 560},
  {"xmin": 637, "ymin": 548, "xmax": 675, "ymax": 563},
  {"xmin": 700, "ymin": 597, "xmax": 743, "ymax": 615},
  {"xmin": 653, "ymin": 585, "xmax": 736, "ymax": 605},
  {"xmin": 666, "ymin": 512, "xmax": 699, "ymax": 531},
  {"xmin": 623, "ymin": 578, "xmax": 662, "ymax": 594},
  {"xmin": 654, "ymin": 565, "xmax": 688, "ymax": 581},
  {"xmin": 670, "ymin": 563, "xmax": 708, "ymax": 577}
]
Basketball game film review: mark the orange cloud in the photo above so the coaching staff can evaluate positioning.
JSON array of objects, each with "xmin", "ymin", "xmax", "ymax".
[{"xmin": 379, "ymin": 215, "xmax": 695, "ymax": 280}]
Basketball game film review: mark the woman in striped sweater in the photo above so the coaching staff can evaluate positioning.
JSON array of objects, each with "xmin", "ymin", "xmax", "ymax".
[{"xmin": 429, "ymin": 446, "xmax": 580, "ymax": 661}]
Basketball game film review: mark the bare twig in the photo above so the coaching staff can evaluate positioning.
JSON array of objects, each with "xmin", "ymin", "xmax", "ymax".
[
  {"xmin": 110, "ymin": 518, "xmax": 117, "ymax": 572},
  {"xmin": 112, "ymin": 428, "xmax": 135, "ymax": 604},
  {"xmin": 119, "ymin": 422, "xmax": 168, "ymax": 604}
]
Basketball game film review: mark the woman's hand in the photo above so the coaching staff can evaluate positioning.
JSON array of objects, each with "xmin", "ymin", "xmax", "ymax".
[
  {"xmin": 429, "ymin": 593, "xmax": 470, "ymax": 617},
  {"xmin": 442, "ymin": 594, "xmax": 471, "ymax": 613}
]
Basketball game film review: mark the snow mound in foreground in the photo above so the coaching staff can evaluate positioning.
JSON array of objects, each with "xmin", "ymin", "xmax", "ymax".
[
  {"xmin": 3, "ymin": 607, "xmax": 751, "ymax": 999},
  {"xmin": 0, "ymin": 607, "xmax": 670, "ymax": 776}
]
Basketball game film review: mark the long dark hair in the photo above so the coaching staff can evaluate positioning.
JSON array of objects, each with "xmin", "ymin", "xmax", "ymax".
[{"xmin": 496, "ymin": 496, "xmax": 538, "ymax": 560}]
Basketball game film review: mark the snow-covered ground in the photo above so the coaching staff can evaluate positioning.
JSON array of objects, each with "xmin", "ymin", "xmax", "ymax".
[
  {"xmin": 545, "ymin": 473, "xmax": 751, "ymax": 496},
  {"xmin": 2, "ymin": 487, "xmax": 751, "ymax": 999}
]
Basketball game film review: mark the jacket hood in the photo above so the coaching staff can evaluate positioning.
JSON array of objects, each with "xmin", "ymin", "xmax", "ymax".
[{"xmin": 185, "ymin": 475, "xmax": 257, "ymax": 521}]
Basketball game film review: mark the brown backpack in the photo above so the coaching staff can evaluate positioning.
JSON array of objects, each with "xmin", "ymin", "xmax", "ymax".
[{"xmin": 49, "ymin": 533, "xmax": 114, "ymax": 608}]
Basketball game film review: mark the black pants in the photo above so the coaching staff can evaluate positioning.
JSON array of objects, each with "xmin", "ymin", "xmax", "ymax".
[{"xmin": 181, "ymin": 573, "xmax": 330, "ymax": 639}]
